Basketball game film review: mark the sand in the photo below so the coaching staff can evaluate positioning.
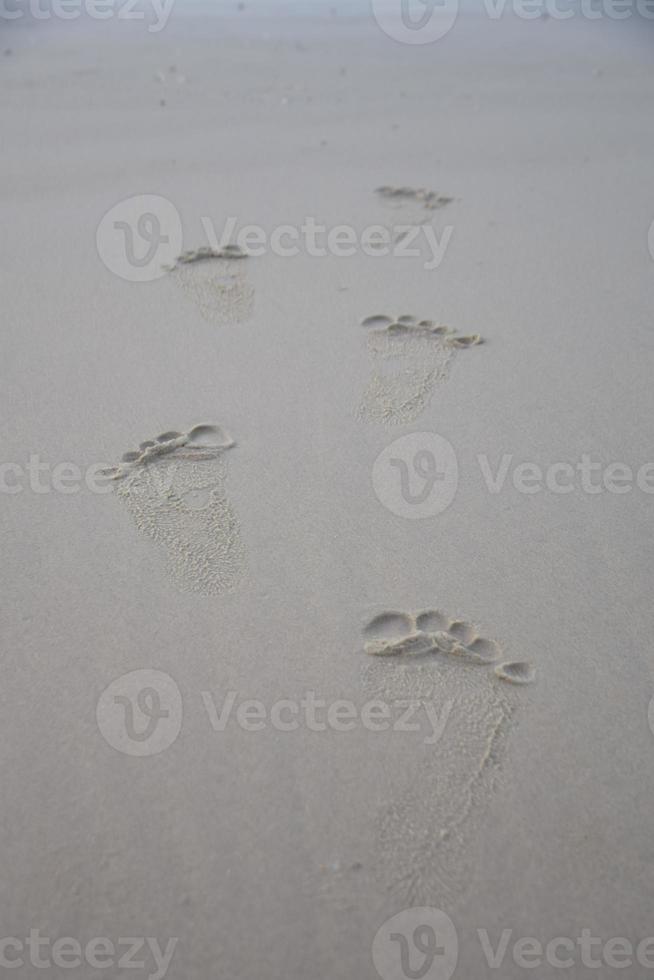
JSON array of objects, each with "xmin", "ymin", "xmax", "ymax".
[{"xmin": 1, "ymin": 3, "xmax": 654, "ymax": 977}]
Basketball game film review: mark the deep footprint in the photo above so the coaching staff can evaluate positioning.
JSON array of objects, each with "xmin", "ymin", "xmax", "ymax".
[
  {"xmin": 357, "ymin": 314, "xmax": 482, "ymax": 426},
  {"xmin": 104, "ymin": 424, "xmax": 245, "ymax": 596}
]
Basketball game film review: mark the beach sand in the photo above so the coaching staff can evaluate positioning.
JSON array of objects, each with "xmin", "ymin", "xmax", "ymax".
[{"xmin": 1, "ymin": 3, "xmax": 654, "ymax": 977}]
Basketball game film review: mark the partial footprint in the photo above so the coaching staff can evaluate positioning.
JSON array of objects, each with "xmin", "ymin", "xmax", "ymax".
[
  {"xmin": 363, "ymin": 611, "xmax": 415, "ymax": 644},
  {"xmin": 168, "ymin": 246, "xmax": 254, "ymax": 325},
  {"xmin": 363, "ymin": 608, "xmax": 505, "ymax": 668},
  {"xmin": 103, "ymin": 424, "xmax": 245, "ymax": 596},
  {"xmin": 361, "ymin": 608, "xmax": 534, "ymax": 907},
  {"xmin": 357, "ymin": 315, "xmax": 482, "ymax": 425},
  {"xmin": 372, "ymin": 665, "xmax": 514, "ymax": 908},
  {"xmin": 495, "ymin": 660, "xmax": 536, "ymax": 685},
  {"xmin": 415, "ymin": 609, "xmax": 450, "ymax": 633},
  {"xmin": 375, "ymin": 186, "xmax": 454, "ymax": 212}
]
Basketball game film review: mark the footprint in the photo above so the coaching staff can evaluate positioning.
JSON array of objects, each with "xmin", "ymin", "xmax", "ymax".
[
  {"xmin": 494, "ymin": 661, "xmax": 536, "ymax": 685},
  {"xmin": 365, "ymin": 632, "xmax": 440, "ymax": 658},
  {"xmin": 357, "ymin": 315, "xmax": 482, "ymax": 426},
  {"xmin": 167, "ymin": 246, "xmax": 254, "ymax": 325},
  {"xmin": 364, "ymin": 609, "xmax": 505, "ymax": 668},
  {"xmin": 361, "ymin": 608, "xmax": 535, "ymax": 907},
  {"xmin": 375, "ymin": 186, "xmax": 454, "ymax": 212},
  {"xmin": 363, "ymin": 611, "xmax": 415, "ymax": 643},
  {"xmin": 103, "ymin": 424, "xmax": 245, "ymax": 596},
  {"xmin": 415, "ymin": 609, "xmax": 450, "ymax": 633}
]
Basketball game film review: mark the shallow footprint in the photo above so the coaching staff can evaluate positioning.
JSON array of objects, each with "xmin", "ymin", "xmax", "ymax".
[
  {"xmin": 363, "ymin": 611, "xmax": 416, "ymax": 643},
  {"xmin": 451, "ymin": 334, "xmax": 482, "ymax": 349},
  {"xmin": 448, "ymin": 620, "xmax": 477, "ymax": 645},
  {"xmin": 357, "ymin": 314, "xmax": 455, "ymax": 426},
  {"xmin": 361, "ymin": 314, "xmax": 394, "ymax": 330},
  {"xmin": 356, "ymin": 315, "xmax": 481, "ymax": 426},
  {"xmin": 375, "ymin": 186, "xmax": 454, "ymax": 212},
  {"xmin": 108, "ymin": 424, "xmax": 245, "ymax": 596},
  {"xmin": 365, "ymin": 632, "xmax": 437, "ymax": 658},
  {"xmin": 467, "ymin": 637, "xmax": 502, "ymax": 664},
  {"xmin": 360, "ymin": 608, "xmax": 533, "ymax": 907},
  {"xmin": 362, "ymin": 652, "xmax": 519, "ymax": 908},
  {"xmin": 495, "ymin": 661, "xmax": 536, "ymax": 685},
  {"xmin": 169, "ymin": 247, "xmax": 254, "ymax": 325},
  {"xmin": 362, "ymin": 610, "xmax": 503, "ymax": 668},
  {"xmin": 415, "ymin": 609, "xmax": 450, "ymax": 633}
]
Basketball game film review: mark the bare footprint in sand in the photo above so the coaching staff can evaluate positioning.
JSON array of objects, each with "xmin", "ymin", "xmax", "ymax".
[
  {"xmin": 102, "ymin": 424, "xmax": 245, "ymax": 596},
  {"xmin": 375, "ymin": 186, "xmax": 454, "ymax": 215},
  {"xmin": 357, "ymin": 315, "xmax": 482, "ymax": 425},
  {"xmin": 361, "ymin": 608, "xmax": 535, "ymax": 907},
  {"xmin": 167, "ymin": 246, "xmax": 254, "ymax": 325}
]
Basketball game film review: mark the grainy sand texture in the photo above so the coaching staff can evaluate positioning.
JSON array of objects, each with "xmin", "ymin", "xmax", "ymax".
[{"xmin": 1, "ymin": 2, "xmax": 654, "ymax": 978}]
